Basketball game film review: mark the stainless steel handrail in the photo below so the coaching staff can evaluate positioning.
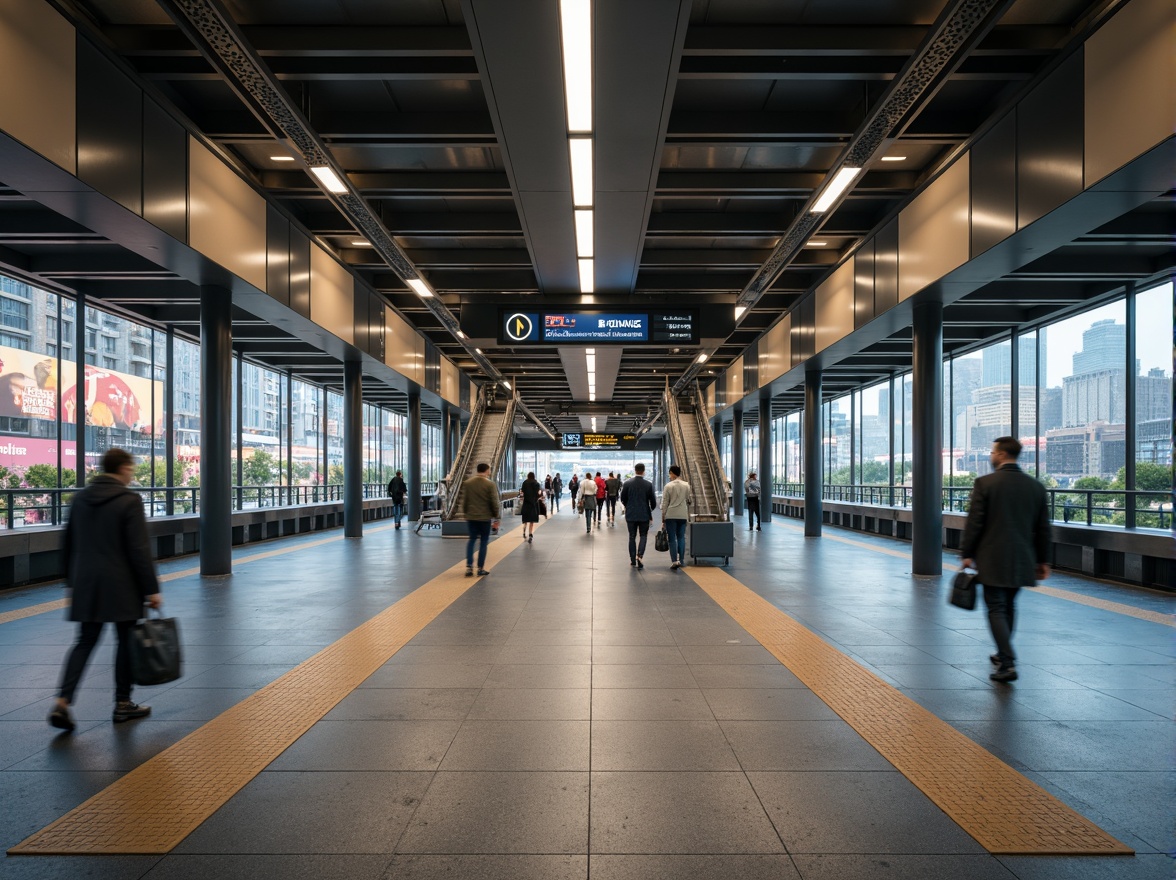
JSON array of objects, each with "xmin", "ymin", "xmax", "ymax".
[{"xmin": 442, "ymin": 384, "xmax": 489, "ymax": 519}]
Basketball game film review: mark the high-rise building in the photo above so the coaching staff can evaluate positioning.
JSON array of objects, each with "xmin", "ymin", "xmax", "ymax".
[{"xmin": 1072, "ymin": 319, "xmax": 1125, "ymax": 375}]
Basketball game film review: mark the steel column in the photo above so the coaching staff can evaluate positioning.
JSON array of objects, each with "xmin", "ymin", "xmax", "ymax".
[
  {"xmin": 912, "ymin": 301, "xmax": 944, "ymax": 576},
  {"xmin": 74, "ymin": 291, "xmax": 86, "ymax": 485},
  {"xmin": 804, "ymin": 371, "xmax": 822, "ymax": 537},
  {"xmin": 759, "ymin": 397, "xmax": 773, "ymax": 522},
  {"xmin": 732, "ymin": 408, "xmax": 744, "ymax": 516},
  {"xmin": 165, "ymin": 328, "xmax": 175, "ymax": 516},
  {"xmin": 407, "ymin": 392, "xmax": 422, "ymax": 521},
  {"xmin": 199, "ymin": 285, "xmax": 233, "ymax": 577},
  {"xmin": 1124, "ymin": 282, "xmax": 1137, "ymax": 529},
  {"xmin": 343, "ymin": 360, "xmax": 363, "ymax": 537}
]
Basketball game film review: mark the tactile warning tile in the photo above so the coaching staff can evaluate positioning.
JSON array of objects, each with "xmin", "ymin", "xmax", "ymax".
[
  {"xmin": 1034, "ymin": 586, "xmax": 1174, "ymax": 628},
  {"xmin": 0, "ymin": 598, "xmax": 68, "ymax": 625},
  {"xmin": 683, "ymin": 565, "xmax": 1134, "ymax": 856},
  {"xmin": 8, "ymin": 518, "xmax": 537, "ymax": 856}
]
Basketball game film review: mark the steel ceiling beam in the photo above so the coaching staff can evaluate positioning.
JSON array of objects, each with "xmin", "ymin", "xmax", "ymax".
[
  {"xmin": 673, "ymin": 0, "xmax": 1016, "ymax": 396},
  {"xmin": 153, "ymin": 0, "xmax": 505, "ymax": 388}
]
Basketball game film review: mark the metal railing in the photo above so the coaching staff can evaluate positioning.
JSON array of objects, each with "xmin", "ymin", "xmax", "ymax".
[
  {"xmin": 0, "ymin": 482, "xmax": 397, "ymax": 530},
  {"xmin": 442, "ymin": 385, "xmax": 489, "ymax": 520},
  {"xmin": 770, "ymin": 483, "xmax": 1172, "ymax": 530},
  {"xmin": 691, "ymin": 382, "xmax": 731, "ymax": 522}
]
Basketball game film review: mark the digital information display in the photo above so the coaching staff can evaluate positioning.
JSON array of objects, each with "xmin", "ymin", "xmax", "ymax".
[
  {"xmin": 501, "ymin": 310, "xmax": 697, "ymax": 345},
  {"xmin": 562, "ymin": 432, "xmax": 639, "ymax": 450}
]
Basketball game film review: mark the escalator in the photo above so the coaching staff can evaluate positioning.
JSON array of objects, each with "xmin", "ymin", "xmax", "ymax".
[
  {"xmin": 663, "ymin": 380, "xmax": 734, "ymax": 561},
  {"xmin": 441, "ymin": 387, "xmax": 516, "ymax": 528}
]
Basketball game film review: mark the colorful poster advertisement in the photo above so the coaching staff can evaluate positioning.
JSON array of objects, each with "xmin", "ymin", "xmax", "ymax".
[{"xmin": 0, "ymin": 344, "xmax": 164, "ymax": 472}]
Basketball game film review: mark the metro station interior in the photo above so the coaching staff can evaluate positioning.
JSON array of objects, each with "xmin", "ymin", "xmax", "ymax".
[{"xmin": 0, "ymin": 0, "xmax": 1171, "ymax": 877}]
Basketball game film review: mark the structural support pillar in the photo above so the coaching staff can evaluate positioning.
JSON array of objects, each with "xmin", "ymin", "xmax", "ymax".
[
  {"xmin": 912, "ymin": 301, "xmax": 944, "ymax": 576},
  {"xmin": 407, "ymin": 391, "xmax": 422, "ymax": 521},
  {"xmin": 759, "ymin": 397, "xmax": 773, "ymax": 522},
  {"xmin": 199, "ymin": 285, "xmax": 232, "ymax": 576},
  {"xmin": 803, "ymin": 371, "xmax": 822, "ymax": 537},
  {"xmin": 732, "ymin": 409, "xmax": 744, "ymax": 516},
  {"xmin": 74, "ymin": 290, "xmax": 86, "ymax": 485},
  {"xmin": 440, "ymin": 404, "xmax": 454, "ymax": 479},
  {"xmin": 343, "ymin": 359, "xmax": 363, "ymax": 538}
]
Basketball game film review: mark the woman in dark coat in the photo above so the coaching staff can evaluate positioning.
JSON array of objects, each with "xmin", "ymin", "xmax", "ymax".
[
  {"xmin": 49, "ymin": 448, "xmax": 161, "ymax": 732},
  {"xmin": 519, "ymin": 471, "xmax": 541, "ymax": 542}
]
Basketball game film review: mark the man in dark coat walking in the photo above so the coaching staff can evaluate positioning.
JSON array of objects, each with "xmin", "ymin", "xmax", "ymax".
[
  {"xmin": 387, "ymin": 470, "xmax": 408, "ymax": 529},
  {"xmin": 50, "ymin": 448, "xmax": 161, "ymax": 731},
  {"xmin": 619, "ymin": 463, "xmax": 658, "ymax": 568},
  {"xmin": 961, "ymin": 437, "xmax": 1051, "ymax": 683}
]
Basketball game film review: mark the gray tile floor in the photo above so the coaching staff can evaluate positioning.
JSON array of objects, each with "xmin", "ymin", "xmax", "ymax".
[{"xmin": 0, "ymin": 511, "xmax": 1171, "ymax": 879}]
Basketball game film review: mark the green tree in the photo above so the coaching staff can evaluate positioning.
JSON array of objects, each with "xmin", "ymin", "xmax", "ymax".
[
  {"xmin": 22, "ymin": 463, "xmax": 61, "ymax": 488},
  {"xmin": 860, "ymin": 461, "xmax": 890, "ymax": 484},
  {"xmin": 242, "ymin": 449, "xmax": 278, "ymax": 486},
  {"xmin": 328, "ymin": 463, "xmax": 345, "ymax": 485},
  {"xmin": 1111, "ymin": 462, "xmax": 1173, "ymax": 492},
  {"xmin": 1072, "ymin": 476, "xmax": 1109, "ymax": 491}
]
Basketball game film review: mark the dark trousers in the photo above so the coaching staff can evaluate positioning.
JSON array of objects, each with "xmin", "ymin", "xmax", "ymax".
[
  {"xmin": 746, "ymin": 497, "xmax": 761, "ymax": 528},
  {"xmin": 627, "ymin": 520, "xmax": 651, "ymax": 560},
  {"xmin": 606, "ymin": 497, "xmax": 617, "ymax": 518},
  {"xmin": 982, "ymin": 585, "xmax": 1019, "ymax": 665},
  {"xmin": 665, "ymin": 519, "xmax": 688, "ymax": 563},
  {"xmin": 581, "ymin": 501, "xmax": 595, "ymax": 531},
  {"xmin": 595, "ymin": 497, "xmax": 604, "ymax": 523},
  {"xmin": 392, "ymin": 501, "xmax": 405, "ymax": 524},
  {"xmin": 552, "ymin": 491, "xmax": 561, "ymax": 511},
  {"xmin": 58, "ymin": 620, "xmax": 135, "ymax": 704},
  {"xmin": 466, "ymin": 519, "xmax": 492, "ymax": 568}
]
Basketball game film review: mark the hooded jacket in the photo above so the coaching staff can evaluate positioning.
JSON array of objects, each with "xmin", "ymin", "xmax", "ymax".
[{"xmin": 65, "ymin": 475, "xmax": 159, "ymax": 622}]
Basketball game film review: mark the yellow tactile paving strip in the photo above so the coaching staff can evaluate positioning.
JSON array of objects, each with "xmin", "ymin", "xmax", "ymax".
[
  {"xmin": 8, "ymin": 517, "xmax": 537, "ymax": 856},
  {"xmin": 0, "ymin": 525, "xmax": 395, "ymax": 627},
  {"xmin": 684, "ymin": 565, "xmax": 1134, "ymax": 856},
  {"xmin": 1033, "ymin": 586, "xmax": 1174, "ymax": 628},
  {"xmin": 775, "ymin": 519, "xmax": 1173, "ymax": 625}
]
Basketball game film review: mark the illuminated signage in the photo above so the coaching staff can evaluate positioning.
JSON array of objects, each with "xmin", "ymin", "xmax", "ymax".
[
  {"xmin": 500, "ymin": 310, "xmax": 696, "ymax": 345},
  {"xmin": 562, "ymin": 432, "xmax": 638, "ymax": 450}
]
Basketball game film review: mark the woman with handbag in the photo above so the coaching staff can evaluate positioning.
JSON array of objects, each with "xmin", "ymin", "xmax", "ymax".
[
  {"xmin": 519, "ymin": 472, "xmax": 541, "ymax": 542},
  {"xmin": 661, "ymin": 464, "xmax": 692, "ymax": 569},
  {"xmin": 577, "ymin": 470, "xmax": 597, "ymax": 534}
]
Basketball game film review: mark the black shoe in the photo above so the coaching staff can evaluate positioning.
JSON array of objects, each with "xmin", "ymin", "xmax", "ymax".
[
  {"xmin": 756, "ymin": 526, "xmax": 761, "ymax": 531},
  {"xmin": 113, "ymin": 701, "xmax": 151, "ymax": 723},
  {"xmin": 990, "ymin": 666, "xmax": 1018, "ymax": 683},
  {"xmin": 631, "ymin": 559, "xmax": 637, "ymax": 566},
  {"xmin": 637, "ymin": 558, "xmax": 644, "ymax": 569},
  {"xmin": 477, "ymin": 569, "xmax": 490, "ymax": 576},
  {"xmin": 48, "ymin": 706, "xmax": 75, "ymax": 732},
  {"xmin": 465, "ymin": 566, "xmax": 474, "ymax": 577},
  {"xmin": 670, "ymin": 561, "xmax": 680, "ymax": 570},
  {"xmin": 989, "ymin": 654, "xmax": 1002, "ymax": 667}
]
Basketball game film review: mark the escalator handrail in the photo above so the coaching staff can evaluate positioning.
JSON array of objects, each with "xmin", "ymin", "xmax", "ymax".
[{"xmin": 443, "ymin": 385, "xmax": 489, "ymax": 519}]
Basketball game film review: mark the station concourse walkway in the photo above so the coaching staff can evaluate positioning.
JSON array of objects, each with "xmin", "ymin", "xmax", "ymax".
[{"xmin": 0, "ymin": 508, "xmax": 1171, "ymax": 880}]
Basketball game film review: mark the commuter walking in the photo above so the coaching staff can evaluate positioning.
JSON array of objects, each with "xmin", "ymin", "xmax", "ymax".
[
  {"xmin": 569, "ymin": 474, "xmax": 579, "ymax": 511},
  {"xmin": 460, "ymin": 462, "xmax": 501, "ymax": 577},
  {"xmin": 594, "ymin": 472, "xmax": 606, "ymax": 526},
  {"xmin": 605, "ymin": 472, "xmax": 621, "ymax": 525},
  {"xmin": 544, "ymin": 474, "xmax": 553, "ymax": 507},
  {"xmin": 620, "ymin": 463, "xmax": 657, "ymax": 568},
  {"xmin": 520, "ymin": 472, "xmax": 541, "ymax": 543},
  {"xmin": 661, "ymin": 464, "xmax": 693, "ymax": 569},
  {"xmin": 387, "ymin": 470, "xmax": 407, "ymax": 529},
  {"xmin": 552, "ymin": 473, "xmax": 563, "ymax": 512},
  {"xmin": 960, "ymin": 437, "xmax": 1051, "ymax": 683},
  {"xmin": 578, "ymin": 470, "xmax": 597, "ymax": 533},
  {"xmin": 745, "ymin": 470, "xmax": 762, "ymax": 531},
  {"xmin": 49, "ymin": 448, "xmax": 161, "ymax": 732}
]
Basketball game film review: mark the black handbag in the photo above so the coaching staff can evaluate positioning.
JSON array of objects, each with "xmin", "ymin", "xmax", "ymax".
[
  {"xmin": 654, "ymin": 528, "xmax": 669, "ymax": 553},
  {"xmin": 949, "ymin": 569, "xmax": 979, "ymax": 611},
  {"xmin": 130, "ymin": 609, "xmax": 182, "ymax": 685}
]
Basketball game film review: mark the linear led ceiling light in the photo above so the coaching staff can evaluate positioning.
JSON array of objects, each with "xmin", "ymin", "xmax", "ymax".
[
  {"xmin": 406, "ymin": 278, "xmax": 434, "ymax": 298},
  {"xmin": 881, "ymin": 155, "xmax": 907, "ymax": 162},
  {"xmin": 696, "ymin": 353, "xmax": 708, "ymax": 363},
  {"xmin": 569, "ymin": 138, "xmax": 594, "ymax": 208},
  {"xmin": 734, "ymin": 305, "xmax": 747, "ymax": 320},
  {"xmin": 574, "ymin": 209, "xmax": 594, "ymax": 257},
  {"xmin": 310, "ymin": 165, "xmax": 348, "ymax": 194},
  {"xmin": 578, "ymin": 258, "xmax": 595, "ymax": 293},
  {"xmin": 559, "ymin": 0, "xmax": 592, "ymax": 133},
  {"xmin": 811, "ymin": 166, "xmax": 862, "ymax": 213}
]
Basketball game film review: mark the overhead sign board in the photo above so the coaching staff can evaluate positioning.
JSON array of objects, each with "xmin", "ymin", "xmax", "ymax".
[
  {"xmin": 500, "ymin": 310, "xmax": 697, "ymax": 345},
  {"xmin": 562, "ymin": 432, "xmax": 639, "ymax": 450}
]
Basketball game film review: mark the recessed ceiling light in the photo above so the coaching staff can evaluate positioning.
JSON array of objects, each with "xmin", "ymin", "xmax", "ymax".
[
  {"xmin": 574, "ymin": 208, "xmax": 593, "ymax": 258},
  {"xmin": 271, "ymin": 155, "xmax": 295, "ymax": 162},
  {"xmin": 309, "ymin": 166, "xmax": 348, "ymax": 194},
  {"xmin": 406, "ymin": 278, "xmax": 433, "ymax": 298},
  {"xmin": 559, "ymin": 0, "xmax": 593, "ymax": 134},
  {"xmin": 811, "ymin": 166, "xmax": 862, "ymax": 213},
  {"xmin": 589, "ymin": 392, "xmax": 596, "ymax": 401},
  {"xmin": 697, "ymin": 353, "xmax": 708, "ymax": 363},
  {"xmin": 569, "ymin": 138, "xmax": 593, "ymax": 207},
  {"xmin": 881, "ymin": 155, "xmax": 906, "ymax": 162},
  {"xmin": 475, "ymin": 348, "xmax": 483, "ymax": 355},
  {"xmin": 456, "ymin": 330, "xmax": 466, "ymax": 339},
  {"xmin": 350, "ymin": 240, "xmax": 372, "ymax": 247},
  {"xmin": 806, "ymin": 240, "xmax": 828, "ymax": 247},
  {"xmin": 578, "ymin": 258, "xmax": 594, "ymax": 293},
  {"xmin": 734, "ymin": 305, "xmax": 747, "ymax": 319}
]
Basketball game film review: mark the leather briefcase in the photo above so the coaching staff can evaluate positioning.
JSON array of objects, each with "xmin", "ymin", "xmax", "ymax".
[{"xmin": 949, "ymin": 569, "xmax": 979, "ymax": 611}]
